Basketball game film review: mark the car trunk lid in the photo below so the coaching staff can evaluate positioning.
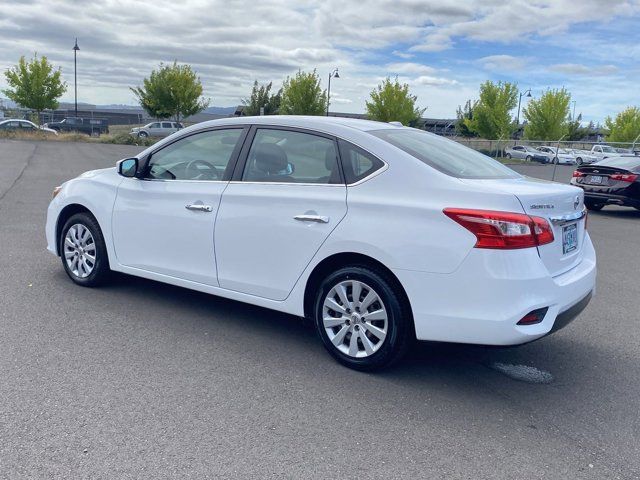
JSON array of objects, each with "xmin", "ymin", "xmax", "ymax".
[{"xmin": 460, "ymin": 177, "xmax": 586, "ymax": 277}]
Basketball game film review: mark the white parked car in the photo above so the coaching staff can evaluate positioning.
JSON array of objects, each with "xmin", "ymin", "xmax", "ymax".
[
  {"xmin": 46, "ymin": 117, "xmax": 596, "ymax": 370},
  {"xmin": 568, "ymin": 149, "xmax": 598, "ymax": 165},
  {"xmin": 537, "ymin": 146, "xmax": 576, "ymax": 165},
  {"xmin": 130, "ymin": 121, "xmax": 183, "ymax": 138}
]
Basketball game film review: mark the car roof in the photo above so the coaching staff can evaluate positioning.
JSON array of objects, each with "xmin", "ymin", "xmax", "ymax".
[{"xmin": 188, "ymin": 115, "xmax": 405, "ymax": 135}]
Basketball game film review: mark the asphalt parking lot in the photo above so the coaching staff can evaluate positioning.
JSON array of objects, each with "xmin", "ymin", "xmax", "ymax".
[{"xmin": 1, "ymin": 140, "xmax": 639, "ymax": 479}]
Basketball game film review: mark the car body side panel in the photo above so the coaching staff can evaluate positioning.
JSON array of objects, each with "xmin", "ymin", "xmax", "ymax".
[{"xmin": 46, "ymin": 168, "xmax": 122, "ymax": 266}]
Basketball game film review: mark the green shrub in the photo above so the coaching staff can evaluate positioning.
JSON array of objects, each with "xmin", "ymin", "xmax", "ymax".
[{"xmin": 101, "ymin": 132, "xmax": 155, "ymax": 146}]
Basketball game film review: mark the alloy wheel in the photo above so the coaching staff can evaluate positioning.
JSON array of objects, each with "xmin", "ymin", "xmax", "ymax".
[
  {"xmin": 64, "ymin": 223, "xmax": 96, "ymax": 278},
  {"xmin": 322, "ymin": 280, "xmax": 388, "ymax": 358}
]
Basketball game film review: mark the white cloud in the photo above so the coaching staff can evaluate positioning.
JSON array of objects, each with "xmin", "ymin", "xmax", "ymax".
[
  {"xmin": 476, "ymin": 55, "xmax": 529, "ymax": 72},
  {"xmin": 385, "ymin": 62, "xmax": 438, "ymax": 75},
  {"xmin": 549, "ymin": 63, "xmax": 618, "ymax": 76}
]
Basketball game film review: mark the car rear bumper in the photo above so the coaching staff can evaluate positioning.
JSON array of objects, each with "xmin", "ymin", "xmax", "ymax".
[
  {"xmin": 582, "ymin": 192, "xmax": 640, "ymax": 208},
  {"xmin": 393, "ymin": 233, "xmax": 596, "ymax": 346}
]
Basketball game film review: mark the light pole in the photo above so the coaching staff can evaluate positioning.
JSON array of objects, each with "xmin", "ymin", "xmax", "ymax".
[
  {"xmin": 515, "ymin": 88, "xmax": 532, "ymax": 134},
  {"xmin": 571, "ymin": 100, "xmax": 577, "ymax": 121},
  {"xmin": 326, "ymin": 68, "xmax": 339, "ymax": 116},
  {"xmin": 73, "ymin": 38, "xmax": 80, "ymax": 119}
]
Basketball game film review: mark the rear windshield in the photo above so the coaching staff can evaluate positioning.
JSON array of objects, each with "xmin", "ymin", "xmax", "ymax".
[
  {"xmin": 370, "ymin": 128, "xmax": 519, "ymax": 179},
  {"xmin": 594, "ymin": 157, "xmax": 640, "ymax": 170}
]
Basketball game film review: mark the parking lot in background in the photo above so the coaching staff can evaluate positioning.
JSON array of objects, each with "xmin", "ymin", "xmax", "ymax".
[{"xmin": 1, "ymin": 140, "xmax": 639, "ymax": 478}]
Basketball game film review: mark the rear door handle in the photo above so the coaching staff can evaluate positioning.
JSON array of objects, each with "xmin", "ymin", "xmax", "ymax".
[
  {"xmin": 294, "ymin": 214, "xmax": 329, "ymax": 223},
  {"xmin": 185, "ymin": 204, "xmax": 213, "ymax": 212}
]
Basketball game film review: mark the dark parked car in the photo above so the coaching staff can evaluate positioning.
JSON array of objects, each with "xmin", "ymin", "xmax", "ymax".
[
  {"xmin": 571, "ymin": 157, "xmax": 640, "ymax": 211},
  {"xmin": 45, "ymin": 117, "xmax": 109, "ymax": 136}
]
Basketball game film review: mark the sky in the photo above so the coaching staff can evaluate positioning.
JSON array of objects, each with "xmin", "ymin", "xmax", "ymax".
[{"xmin": 0, "ymin": 0, "xmax": 639, "ymax": 123}]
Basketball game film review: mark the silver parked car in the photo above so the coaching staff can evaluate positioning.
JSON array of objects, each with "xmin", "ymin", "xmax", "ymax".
[
  {"xmin": 0, "ymin": 119, "xmax": 58, "ymax": 136},
  {"xmin": 130, "ymin": 121, "xmax": 183, "ymax": 138},
  {"xmin": 504, "ymin": 145, "xmax": 549, "ymax": 163}
]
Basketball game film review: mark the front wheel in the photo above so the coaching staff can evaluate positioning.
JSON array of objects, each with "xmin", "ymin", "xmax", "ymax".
[
  {"xmin": 138, "ymin": 131, "xmax": 149, "ymax": 138},
  {"xmin": 526, "ymin": 155, "xmax": 532, "ymax": 162},
  {"xmin": 506, "ymin": 153, "xmax": 512, "ymax": 159},
  {"xmin": 313, "ymin": 266, "xmax": 413, "ymax": 371},
  {"xmin": 576, "ymin": 157, "xmax": 583, "ymax": 165},
  {"xmin": 60, "ymin": 212, "xmax": 111, "ymax": 287}
]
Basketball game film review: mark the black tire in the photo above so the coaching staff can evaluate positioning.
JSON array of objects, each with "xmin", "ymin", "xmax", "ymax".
[
  {"xmin": 313, "ymin": 265, "xmax": 413, "ymax": 371},
  {"xmin": 60, "ymin": 212, "xmax": 111, "ymax": 287},
  {"xmin": 526, "ymin": 155, "xmax": 532, "ymax": 162},
  {"xmin": 585, "ymin": 202, "xmax": 604, "ymax": 211},
  {"xmin": 553, "ymin": 157, "xmax": 559, "ymax": 164},
  {"xmin": 138, "ymin": 131, "xmax": 148, "ymax": 138},
  {"xmin": 576, "ymin": 157, "xmax": 583, "ymax": 165},
  {"xmin": 506, "ymin": 153, "xmax": 512, "ymax": 159}
]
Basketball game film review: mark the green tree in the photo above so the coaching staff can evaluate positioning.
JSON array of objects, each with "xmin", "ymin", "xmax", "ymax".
[
  {"xmin": 279, "ymin": 70, "xmax": 326, "ymax": 115},
  {"xmin": 242, "ymin": 80, "xmax": 281, "ymax": 115},
  {"xmin": 466, "ymin": 81, "xmax": 518, "ymax": 139},
  {"xmin": 604, "ymin": 106, "xmax": 640, "ymax": 143},
  {"xmin": 3, "ymin": 54, "xmax": 67, "ymax": 121},
  {"xmin": 566, "ymin": 113, "xmax": 587, "ymax": 141},
  {"xmin": 455, "ymin": 99, "xmax": 475, "ymax": 137},
  {"xmin": 366, "ymin": 77, "xmax": 425, "ymax": 126},
  {"xmin": 131, "ymin": 61, "xmax": 209, "ymax": 123},
  {"xmin": 523, "ymin": 88, "xmax": 571, "ymax": 140}
]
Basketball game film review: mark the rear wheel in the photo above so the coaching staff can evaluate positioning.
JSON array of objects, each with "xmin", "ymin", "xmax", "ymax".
[
  {"xmin": 585, "ymin": 201, "xmax": 604, "ymax": 211},
  {"xmin": 313, "ymin": 266, "xmax": 412, "ymax": 371},
  {"xmin": 60, "ymin": 212, "xmax": 110, "ymax": 287},
  {"xmin": 526, "ymin": 155, "xmax": 532, "ymax": 162}
]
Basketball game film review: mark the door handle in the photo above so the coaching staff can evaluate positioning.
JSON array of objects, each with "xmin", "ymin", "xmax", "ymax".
[
  {"xmin": 294, "ymin": 214, "xmax": 329, "ymax": 223},
  {"xmin": 185, "ymin": 204, "xmax": 213, "ymax": 212}
]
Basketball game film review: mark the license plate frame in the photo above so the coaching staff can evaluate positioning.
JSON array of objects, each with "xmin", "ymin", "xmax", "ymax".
[{"xmin": 562, "ymin": 223, "xmax": 578, "ymax": 255}]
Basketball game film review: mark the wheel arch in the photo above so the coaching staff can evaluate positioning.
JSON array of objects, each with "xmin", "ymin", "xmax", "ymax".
[
  {"xmin": 55, "ymin": 203, "xmax": 98, "ymax": 256},
  {"xmin": 303, "ymin": 252, "xmax": 414, "ymax": 324}
]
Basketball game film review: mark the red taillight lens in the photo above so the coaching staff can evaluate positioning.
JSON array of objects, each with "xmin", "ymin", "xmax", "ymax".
[
  {"xmin": 517, "ymin": 307, "xmax": 549, "ymax": 325},
  {"xmin": 610, "ymin": 173, "xmax": 638, "ymax": 182},
  {"xmin": 443, "ymin": 208, "xmax": 555, "ymax": 249},
  {"xmin": 572, "ymin": 170, "xmax": 585, "ymax": 178}
]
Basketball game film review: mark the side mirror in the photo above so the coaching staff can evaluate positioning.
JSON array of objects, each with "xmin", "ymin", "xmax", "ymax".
[{"xmin": 118, "ymin": 158, "xmax": 138, "ymax": 178}]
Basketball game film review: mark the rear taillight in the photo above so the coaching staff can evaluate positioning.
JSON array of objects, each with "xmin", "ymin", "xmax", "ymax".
[
  {"xmin": 443, "ymin": 208, "xmax": 555, "ymax": 249},
  {"xmin": 610, "ymin": 173, "xmax": 638, "ymax": 182},
  {"xmin": 572, "ymin": 171, "xmax": 585, "ymax": 178}
]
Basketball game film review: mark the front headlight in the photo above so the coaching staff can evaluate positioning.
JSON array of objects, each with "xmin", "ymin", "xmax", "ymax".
[{"xmin": 52, "ymin": 185, "xmax": 62, "ymax": 199}]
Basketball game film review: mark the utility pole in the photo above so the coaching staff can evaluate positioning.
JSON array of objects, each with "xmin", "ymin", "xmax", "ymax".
[
  {"xmin": 326, "ymin": 68, "xmax": 339, "ymax": 116},
  {"xmin": 73, "ymin": 38, "xmax": 80, "ymax": 119}
]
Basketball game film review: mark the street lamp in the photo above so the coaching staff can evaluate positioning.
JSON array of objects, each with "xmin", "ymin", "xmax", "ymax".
[
  {"xmin": 571, "ymin": 100, "xmax": 577, "ymax": 121},
  {"xmin": 515, "ymin": 88, "xmax": 532, "ymax": 132},
  {"xmin": 326, "ymin": 68, "xmax": 339, "ymax": 116},
  {"xmin": 73, "ymin": 38, "xmax": 80, "ymax": 119}
]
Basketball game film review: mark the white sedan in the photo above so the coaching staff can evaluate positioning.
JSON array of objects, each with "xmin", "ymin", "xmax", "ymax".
[
  {"xmin": 537, "ymin": 146, "xmax": 576, "ymax": 164},
  {"xmin": 46, "ymin": 117, "xmax": 596, "ymax": 370}
]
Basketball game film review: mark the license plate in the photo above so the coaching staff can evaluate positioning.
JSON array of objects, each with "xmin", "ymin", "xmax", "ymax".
[
  {"xmin": 588, "ymin": 175, "xmax": 603, "ymax": 184},
  {"xmin": 562, "ymin": 223, "xmax": 578, "ymax": 254}
]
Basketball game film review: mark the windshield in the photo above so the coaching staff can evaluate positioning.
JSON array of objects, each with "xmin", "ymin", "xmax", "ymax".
[
  {"xmin": 557, "ymin": 148, "xmax": 570, "ymax": 154},
  {"xmin": 371, "ymin": 129, "xmax": 520, "ymax": 179}
]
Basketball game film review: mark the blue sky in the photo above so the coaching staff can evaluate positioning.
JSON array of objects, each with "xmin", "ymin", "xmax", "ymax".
[{"xmin": 0, "ymin": 0, "xmax": 638, "ymax": 123}]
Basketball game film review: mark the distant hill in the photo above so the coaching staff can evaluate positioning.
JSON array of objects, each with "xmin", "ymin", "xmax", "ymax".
[{"xmin": 204, "ymin": 106, "xmax": 237, "ymax": 115}]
